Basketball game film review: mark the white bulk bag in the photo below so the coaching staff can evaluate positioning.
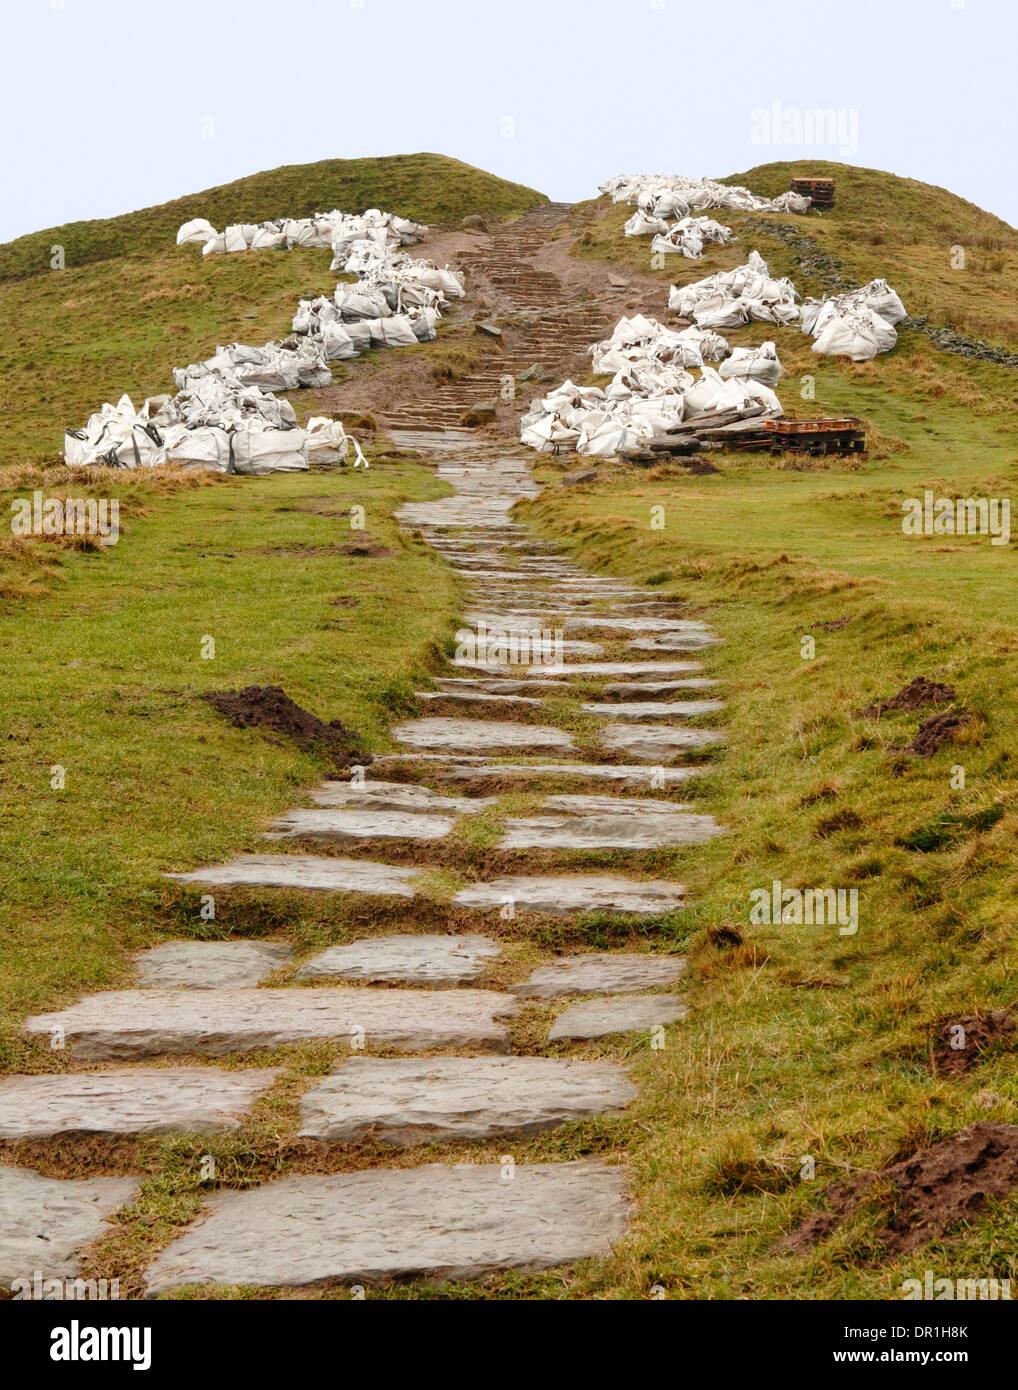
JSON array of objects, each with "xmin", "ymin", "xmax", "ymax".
[
  {"xmin": 812, "ymin": 308, "xmax": 897, "ymax": 361},
  {"xmin": 377, "ymin": 315, "xmax": 419, "ymax": 348},
  {"xmin": 304, "ymin": 416, "xmax": 349, "ymax": 466},
  {"xmin": 202, "ymin": 233, "xmax": 226, "ymax": 257},
  {"xmin": 319, "ymin": 322, "xmax": 358, "ymax": 361},
  {"xmin": 718, "ymin": 341, "xmax": 782, "ymax": 388},
  {"xmin": 230, "ymin": 425, "xmax": 308, "ymax": 475},
  {"xmin": 176, "ymin": 218, "xmax": 217, "ymax": 246},
  {"xmin": 166, "ymin": 426, "xmax": 233, "ymax": 472},
  {"xmin": 250, "ymin": 225, "xmax": 287, "ymax": 250},
  {"xmin": 861, "ymin": 279, "xmax": 907, "ymax": 324},
  {"xmin": 222, "ymin": 225, "xmax": 249, "ymax": 253}
]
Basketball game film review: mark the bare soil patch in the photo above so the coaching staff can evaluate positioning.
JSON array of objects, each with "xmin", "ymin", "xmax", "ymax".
[
  {"xmin": 779, "ymin": 1121, "xmax": 1018, "ymax": 1256},
  {"xmin": 932, "ymin": 1011, "xmax": 1015, "ymax": 1076},
  {"xmin": 860, "ymin": 675, "xmax": 956, "ymax": 718},
  {"xmin": 203, "ymin": 685, "xmax": 368, "ymax": 769}
]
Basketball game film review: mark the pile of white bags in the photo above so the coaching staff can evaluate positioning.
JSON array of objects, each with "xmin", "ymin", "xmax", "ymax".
[
  {"xmin": 801, "ymin": 279, "xmax": 907, "ymax": 361},
  {"xmin": 590, "ymin": 314, "xmax": 730, "ymax": 375},
  {"xmin": 717, "ymin": 341, "xmax": 783, "ymax": 388},
  {"xmin": 649, "ymin": 216, "xmax": 737, "ymax": 260},
  {"xmin": 520, "ymin": 306, "xmax": 783, "ymax": 459},
  {"xmin": 177, "ymin": 207, "xmax": 424, "ymax": 257},
  {"xmin": 602, "ymin": 174, "xmax": 811, "ymax": 216},
  {"xmin": 67, "ymin": 203, "xmax": 462, "ymax": 471},
  {"xmin": 63, "ymin": 392, "xmax": 366, "ymax": 473},
  {"xmin": 668, "ymin": 250, "xmax": 800, "ymax": 328}
]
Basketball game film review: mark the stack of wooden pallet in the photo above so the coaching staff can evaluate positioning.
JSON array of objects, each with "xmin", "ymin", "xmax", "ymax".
[
  {"xmin": 790, "ymin": 177, "xmax": 836, "ymax": 209},
  {"xmin": 618, "ymin": 412, "xmax": 865, "ymax": 461}
]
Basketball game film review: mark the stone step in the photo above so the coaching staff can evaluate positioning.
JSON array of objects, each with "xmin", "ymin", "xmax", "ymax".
[
  {"xmin": 24, "ymin": 988, "xmax": 520, "ymax": 1060},
  {"xmin": 510, "ymin": 953, "xmax": 685, "ymax": 998},
  {"xmin": 309, "ymin": 779, "xmax": 497, "ymax": 816},
  {"xmin": 498, "ymin": 810, "xmax": 722, "ymax": 850},
  {"xmin": 0, "ymin": 1067, "xmax": 280, "ymax": 1140},
  {"xmin": 417, "ymin": 760, "xmax": 704, "ymax": 788},
  {"xmin": 392, "ymin": 717, "xmax": 575, "ymax": 754},
  {"xmin": 1, "ymin": 1166, "xmax": 142, "ymax": 1291},
  {"xmin": 549, "ymin": 995, "xmax": 688, "ymax": 1041},
  {"xmin": 598, "ymin": 724, "xmax": 725, "ymax": 760},
  {"xmin": 453, "ymin": 874, "xmax": 685, "ymax": 915},
  {"xmin": 266, "ymin": 807, "xmax": 454, "ymax": 843},
  {"xmin": 295, "ymin": 934, "xmax": 501, "ymax": 986},
  {"xmin": 143, "ymin": 1160, "xmax": 630, "ymax": 1295},
  {"xmin": 582, "ymin": 699, "xmax": 726, "ymax": 720},
  {"xmin": 298, "ymin": 1056, "xmax": 636, "ymax": 1144},
  {"xmin": 133, "ymin": 941, "xmax": 292, "ymax": 988},
  {"xmin": 165, "ymin": 854, "xmax": 419, "ymax": 895}
]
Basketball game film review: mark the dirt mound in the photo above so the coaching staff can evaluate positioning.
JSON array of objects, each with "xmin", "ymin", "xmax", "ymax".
[
  {"xmin": 203, "ymin": 685, "xmax": 368, "ymax": 769},
  {"xmin": 903, "ymin": 709, "xmax": 968, "ymax": 756},
  {"xmin": 860, "ymin": 676, "xmax": 956, "ymax": 718},
  {"xmin": 780, "ymin": 1122, "xmax": 1018, "ymax": 1256},
  {"xmin": 932, "ymin": 1011, "xmax": 1015, "ymax": 1076}
]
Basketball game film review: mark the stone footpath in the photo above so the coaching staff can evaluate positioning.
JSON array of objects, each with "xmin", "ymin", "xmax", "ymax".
[{"xmin": 2, "ymin": 428, "xmax": 726, "ymax": 1298}]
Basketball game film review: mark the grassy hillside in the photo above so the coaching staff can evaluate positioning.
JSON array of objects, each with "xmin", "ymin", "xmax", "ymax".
[
  {"xmin": 0, "ymin": 154, "xmax": 545, "ymax": 469},
  {"xmin": 574, "ymin": 160, "xmax": 1018, "ymax": 350},
  {"xmin": 0, "ymin": 153, "xmax": 547, "ymax": 282}
]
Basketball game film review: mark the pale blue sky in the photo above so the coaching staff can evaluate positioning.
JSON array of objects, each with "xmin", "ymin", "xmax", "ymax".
[{"xmin": 3, "ymin": 0, "xmax": 1015, "ymax": 241}]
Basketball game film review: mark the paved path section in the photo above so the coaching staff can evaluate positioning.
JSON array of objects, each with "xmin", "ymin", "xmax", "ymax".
[{"xmin": 11, "ymin": 211, "xmax": 727, "ymax": 1297}]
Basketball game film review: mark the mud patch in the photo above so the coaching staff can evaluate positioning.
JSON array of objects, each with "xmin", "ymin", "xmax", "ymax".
[
  {"xmin": 259, "ymin": 539, "xmax": 391, "ymax": 558},
  {"xmin": 203, "ymin": 686, "xmax": 368, "ymax": 769},
  {"xmin": 860, "ymin": 676, "xmax": 956, "ymax": 719},
  {"xmin": 902, "ymin": 709, "xmax": 969, "ymax": 757},
  {"xmin": 932, "ymin": 1012, "xmax": 1015, "ymax": 1077},
  {"xmin": 779, "ymin": 1122, "xmax": 1018, "ymax": 1255}
]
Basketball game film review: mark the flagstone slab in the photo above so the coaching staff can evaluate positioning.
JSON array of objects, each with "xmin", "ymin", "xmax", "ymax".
[
  {"xmin": 583, "ymin": 700, "xmax": 725, "ymax": 720},
  {"xmin": 602, "ymin": 679, "xmax": 720, "ymax": 696},
  {"xmin": 511, "ymin": 953, "xmax": 686, "ymax": 998},
  {"xmin": 266, "ymin": 807, "xmax": 454, "ymax": 843},
  {"xmin": 599, "ymin": 724, "xmax": 725, "ymax": 760},
  {"xmin": 299, "ymin": 1056, "xmax": 636, "ymax": 1144},
  {"xmin": 143, "ymin": 1161, "xmax": 630, "ymax": 1294},
  {"xmin": 498, "ymin": 811, "xmax": 721, "ymax": 850},
  {"xmin": 549, "ymin": 995, "xmax": 688, "ymax": 1040},
  {"xmin": 429, "ymin": 762, "xmax": 704, "ymax": 787},
  {"xmin": 0, "ymin": 1068, "xmax": 281, "ymax": 1140},
  {"xmin": 540, "ymin": 793, "xmax": 691, "ymax": 815},
  {"xmin": 296, "ymin": 934, "xmax": 501, "ymax": 986},
  {"xmin": 0, "ymin": 1166, "xmax": 141, "ymax": 1290},
  {"xmin": 134, "ymin": 941, "xmax": 292, "ymax": 989},
  {"xmin": 310, "ymin": 780, "xmax": 496, "ymax": 815},
  {"xmin": 434, "ymin": 677, "xmax": 570, "ymax": 694},
  {"xmin": 453, "ymin": 874, "xmax": 685, "ymax": 915},
  {"xmin": 564, "ymin": 616, "xmax": 711, "ymax": 634},
  {"xmin": 527, "ymin": 661, "xmax": 704, "ymax": 678},
  {"xmin": 165, "ymin": 855, "xmax": 418, "ymax": 896},
  {"xmin": 392, "ymin": 717, "xmax": 575, "ymax": 753},
  {"xmin": 415, "ymin": 690, "xmax": 544, "ymax": 710},
  {"xmin": 628, "ymin": 633, "xmax": 720, "ymax": 651},
  {"xmin": 23, "ymin": 988, "xmax": 519, "ymax": 1060}
]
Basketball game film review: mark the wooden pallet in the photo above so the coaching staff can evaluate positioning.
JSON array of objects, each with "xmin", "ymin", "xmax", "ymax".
[{"xmin": 791, "ymin": 177, "xmax": 836, "ymax": 209}]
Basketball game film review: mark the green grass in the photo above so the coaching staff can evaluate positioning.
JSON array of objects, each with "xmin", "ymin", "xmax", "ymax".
[
  {"xmin": 0, "ymin": 456, "xmax": 461, "ymax": 1053},
  {"xmin": 573, "ymin": 159, "xmax": 1018, "ymax": 350},
  {"xmin": 498, "ymin": 359, "xmax": 1018, "ymax": 1298},
  {"xmin": 0, "ymin": 152, "xmax": 547, "ymax": 282},
  {"xmin": 0, "ymin": 152, "xmax": 545, "ymax": 468}
]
